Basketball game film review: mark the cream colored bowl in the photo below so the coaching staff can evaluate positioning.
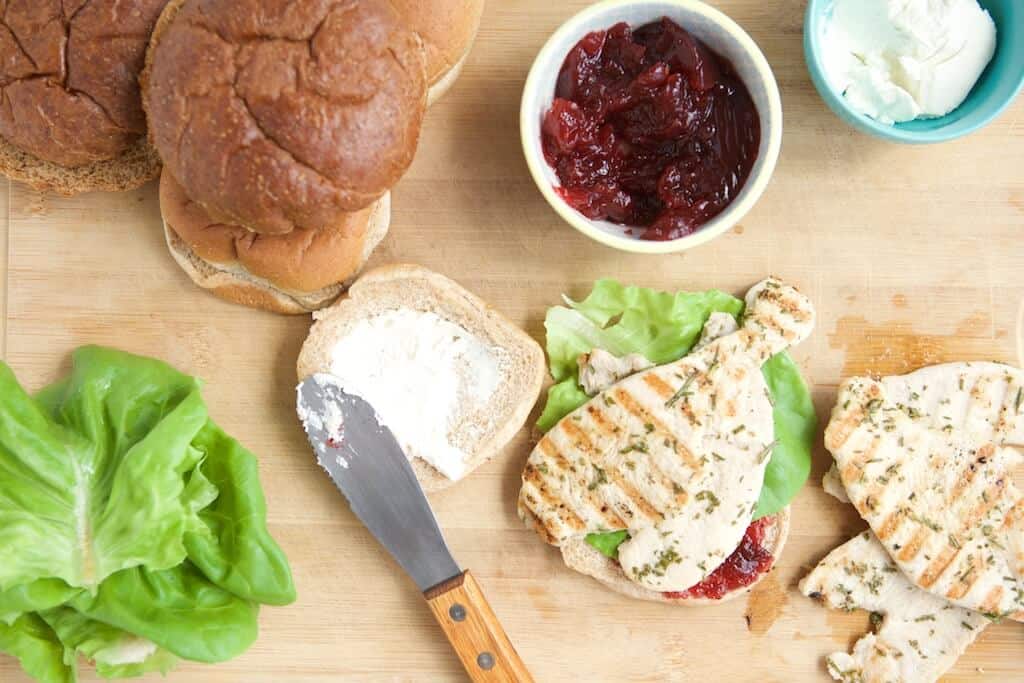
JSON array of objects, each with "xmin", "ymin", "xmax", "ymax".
[{"xmin": 520, "ymin": 0, "xmax": 782, "ymax": 254}]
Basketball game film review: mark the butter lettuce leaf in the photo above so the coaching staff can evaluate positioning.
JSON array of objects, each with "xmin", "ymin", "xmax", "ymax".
[
  {"xmin": 0, "ymin": 347, "xmax": 211, "ymax": 592},
  {"xmin": 544, "ymin": 281, "xmax": 743, "ymax": 383},
  {"xmin": 69, "ymin": 563, "xmax": 259, "ymax": 664},
  {"xmin": 184, "ymin": 424, "xmax": 296, "ymax": 606},
  {"xmin": 0, "ymin": 614, "xmax": 73, "ymax": 683},
  {"xmin": 0, "ymin": 346, "xmax": 296, "ymax": 681},
  {"xmin": 756, "ymin": 353, "xmax": 816, "ymax": 518},
  {"xmin": 0, "ymin": 580, "xmax": 80, "ymax": 626},
  {"xmin": 39, "ymin": 607, "xmax": 176, "ymax": 679},
  {"xmin": 584, "ymin": 530, "xmax": 629, "ymax": 559},
  {"xmin": 537, "ymin": 281, "xmax": 816, "ymax": 557}
]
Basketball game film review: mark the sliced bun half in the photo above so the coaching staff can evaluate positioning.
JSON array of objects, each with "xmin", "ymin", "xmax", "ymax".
[
  {"xmin": 161, "ymin": 170, "xmax": 389, "ymax": 315},
  {"xmin": 390, "ymin": 0, "xmax": 485, "ymax": 105},
  {"xmin": 556, "ymin": 507, "xmax": 790, "ymax": 605},
  {"xmin": 0, "ymin": 132, "xmax": 161, "ymax": 197},
  {"xmin": 296, "ymin": 264, "xmax": 545, "ymax": 492}
]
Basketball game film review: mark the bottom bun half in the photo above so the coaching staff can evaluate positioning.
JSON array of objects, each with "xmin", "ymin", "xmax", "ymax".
[
  {"xmin": 160, "ymin": 171, "xmax": 389, "ymax": 315},
  {"xmin": 557, "ymin": 506, "xmax": 790, "ymax": 606},
  {"xmin": 0, "ymin": 136, "xmax": 160, "ymax": 196}
]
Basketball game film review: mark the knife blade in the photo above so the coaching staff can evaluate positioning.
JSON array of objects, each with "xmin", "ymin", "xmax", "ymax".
[
  {"xmin": 296, "ymin": 373, "xmax": 534, "ymax": 682},
  {"xmin": 296, "ymin": 373, "xmax": 461, "ymax": 592}
]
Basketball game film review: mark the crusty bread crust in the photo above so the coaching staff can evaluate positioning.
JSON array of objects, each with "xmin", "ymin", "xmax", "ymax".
[
  {"xmin": 160, "ymin": 169, "xmax": 383, "ymax": 293},
  {"xmin": 296, "ymin": 264, "xmax": 546, "ymax": 492},
  {"xmin": 139, "ymin": 0, "xmax": 182, "ymax": 109},
  {"xmin": 558, "ymin": 506, "xmax": 790, "ymax": 605},
  {"xmin": 0, "ymin": 135, "xmax": 160, "ymax": 196},
  {"xmin": 427, "ymin": 48, "xmax": 471, "ymax": 106},
  {"xmin": 142, "ymin": 0, "xmax": 427, "ymax": 234},
  {"xmin": 163, "ymin": 195, "xmax": 390, "ymax": 315},
  {"xmin": 389, "ymin": 0, "xmax": 484, "ymax": 105}
]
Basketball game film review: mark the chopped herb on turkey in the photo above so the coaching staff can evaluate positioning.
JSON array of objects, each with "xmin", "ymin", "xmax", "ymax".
[{"xmin": 535, "ymin": 280, "xmax": 816, "ymax": 559}]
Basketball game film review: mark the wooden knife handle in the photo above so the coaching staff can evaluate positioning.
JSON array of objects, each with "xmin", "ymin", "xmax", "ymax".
[{"xmin": 424, "ymin": 570, "xmax": 534, "ymax": 682}]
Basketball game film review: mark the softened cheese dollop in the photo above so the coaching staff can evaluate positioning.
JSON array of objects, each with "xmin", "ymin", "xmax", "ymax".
[
  {"xmin": 822, "ymin": 0, "xmax": 996, "ymax": 124},
  {"xmin": 327, "ymin": 309, "xmax": 503, "ymax": 480}
]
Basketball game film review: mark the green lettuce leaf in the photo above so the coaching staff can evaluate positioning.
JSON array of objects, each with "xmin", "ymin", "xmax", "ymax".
[
  {"xmin": 70, "ymin": 563, "xmax": 259, "ymax": 664},
  {"xmin": 38, "ymin": 607, "xmax": 176, "ymax": 679},
  {"xmin": 184, "ymin": 423, "xmax": 296, "ymax": 606},
  {"xmin": 536, "ymin": 380, "xmax": 590, "ymax": 433},
  {"xmin": 536, "ymin": 281, "xmax": 816, "ymax": 558},
  {"xmin": 583, "ymin": 530, "xmax": 629, "ymax": 559},
  {"xmin": 755, "ymin": 354, "xmax": 817, "ymax": 518},
  {"xmin": 0, "ymin": 347, "xmax": 211, "ymax": 591},
  {"xmin": 0, "ymin": 613, "xmax": 73, "ymax": 683},
  {"xmin": 544, "ymin": 281, "xmax": 744, "ymax": 383},
  {"xmin": 0, "ymin": 580, "xmax": 80, "ymax": 626},
  {"xmin": 0, "ymin": 346, "xmax": 296, "ymax": 679}
]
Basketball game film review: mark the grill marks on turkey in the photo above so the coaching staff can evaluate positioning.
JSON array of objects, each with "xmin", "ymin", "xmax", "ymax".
[
  {"xmin": 826, "ymin": 362, "xmax": 1024, "ymax": 619},
  {"xmin": 518, "ymin": 278, "xmax": 815, "ymax": 593}
]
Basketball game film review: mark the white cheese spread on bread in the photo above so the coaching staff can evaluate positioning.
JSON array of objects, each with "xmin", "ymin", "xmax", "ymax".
[{"xmin": 326, "ymin": 308, "xmax": 505, "ymax": 480}]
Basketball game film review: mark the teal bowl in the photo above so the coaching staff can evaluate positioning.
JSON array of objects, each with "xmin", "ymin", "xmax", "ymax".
[{"xmin": 804, "ymin": 0, "xmax": 1024, "ymax": 143}]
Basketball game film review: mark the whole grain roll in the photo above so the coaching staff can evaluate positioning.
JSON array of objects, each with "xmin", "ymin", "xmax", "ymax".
[
  {"xmin": 0, "ymin": 0, "xmax": 167, "ymax": 192},
  {"xmin": 144, "ymin": 0, "xmax": 428, "ymax": 235}
]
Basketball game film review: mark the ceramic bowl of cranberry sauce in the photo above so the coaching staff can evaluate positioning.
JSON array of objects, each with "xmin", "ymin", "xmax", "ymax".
[{"xmin": 521, "ymin": 0, "xmax": 782, "ymax": 253}]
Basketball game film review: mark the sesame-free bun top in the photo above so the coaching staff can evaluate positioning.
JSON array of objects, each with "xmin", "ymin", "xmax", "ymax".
[
  {"xmin": 0, "ymin": 0, "xmax": 169, "ymax": 167},
  {"xmin": 143, "ymin": 0, "xmax": 428, "ymax": 235},
  {"xmin": 160, "ymin": 170, "xmax": 384, "ymax": 295},
  {"xmin": 390, "ymin": 0, "xmax": 484, "ymax": 103}
]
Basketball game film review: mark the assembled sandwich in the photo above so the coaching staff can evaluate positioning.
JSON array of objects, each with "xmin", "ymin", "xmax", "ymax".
[{"xmin": 518, "ymin": 277, "xmax": 817, "ymax": 603}]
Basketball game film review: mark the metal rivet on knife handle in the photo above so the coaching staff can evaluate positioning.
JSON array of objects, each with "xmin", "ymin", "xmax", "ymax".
[{"xmin": 425, "ymin": 570, "xmax": 535, "ymax": 682}]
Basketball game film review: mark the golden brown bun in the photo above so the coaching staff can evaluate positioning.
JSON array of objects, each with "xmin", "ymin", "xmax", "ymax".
[
  {"xmin": 0, "ymin": 0, "xmax": 168, "ymax": 168},
  {"xmin": 160, "ymin": 170, "xmax": 385, "ymax": 293},
  {"xmin": 143, "ymin": 0, "xmax": 427, "ymax": 235},
  {"xmin": 390, "ymin": 0, "xmax": 484, "ymax": 104},
  {"xmin": 162, "ymin": 183, "xmax": 391, "ymax": 315},
  {"xmin": 551, "ymin": 508, "xmax": 790, "ymax": 606}
]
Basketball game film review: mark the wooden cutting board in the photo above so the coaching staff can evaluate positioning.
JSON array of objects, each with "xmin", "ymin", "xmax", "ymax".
[{"xmin": 1, "ymin": 1, "xmax": 1023, "ymax": 680}]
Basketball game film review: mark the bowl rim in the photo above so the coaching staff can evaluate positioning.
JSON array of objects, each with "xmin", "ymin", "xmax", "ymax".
[
  {"xmin": 518, "ymin": 0, "xmax": 783, "ymax": 255},
  {"xmin": 803, "ymin": 0, "xmax": 1024, "ymax": 144}
]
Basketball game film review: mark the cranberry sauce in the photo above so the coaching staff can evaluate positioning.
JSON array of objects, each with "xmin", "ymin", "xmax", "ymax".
[
  {"xmin": 541, "ymin": 18, "xmax": 760, "ymax": 240},
  {"xmin": 662, "ymin": 516, "xmax": 776, "ymax": 600}
]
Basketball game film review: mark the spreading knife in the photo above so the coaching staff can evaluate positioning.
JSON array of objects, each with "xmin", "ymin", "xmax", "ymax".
[{"xmin": 297, "ymin": 374, "xmax": 534, "ymax": 683}]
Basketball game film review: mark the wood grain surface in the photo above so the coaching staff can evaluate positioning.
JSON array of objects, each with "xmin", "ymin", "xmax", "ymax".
[{"xmin": 2, "ymin": 0, "xmax": 1023, "ymax": 681}]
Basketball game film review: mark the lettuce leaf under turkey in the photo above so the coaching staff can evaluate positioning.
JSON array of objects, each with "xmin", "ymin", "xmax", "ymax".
[
  {"xmin": 537, "ymin": 281, "xmax": 817, "ymax": 558},
  {"xmin": 0, "ymin": 347, "xmax": 295, "ymax": 681}
]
